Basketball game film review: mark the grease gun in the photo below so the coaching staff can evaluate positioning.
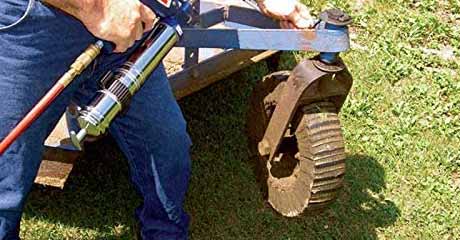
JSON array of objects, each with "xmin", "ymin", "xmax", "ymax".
[
  {"xmin": 0, "ymin": 0, "xmax": 192, "ymax": 155},
  {"xmin": 69, "ymin": 0, "xmax": 194, "ymax": 149},
  {"xmin": 71, "ymin": 20, "xmax": 183, "ymax": 149}
]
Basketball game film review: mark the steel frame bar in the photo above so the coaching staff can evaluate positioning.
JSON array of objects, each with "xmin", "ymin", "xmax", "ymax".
[
  {"xmin": 177, "ymin": 28, "xmax": 350, "ymax": 51},
  {"xmin": 177, "ymin": 2, "xmax": 350, "ymax": 52}
]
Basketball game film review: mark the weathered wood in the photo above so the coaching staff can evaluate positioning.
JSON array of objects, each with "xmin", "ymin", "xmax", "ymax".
[
  {"xmin": 36, "ymin": 114, "xmax": 81, "ymax": 187},
  {"xmin": 171, "ymin": 50, "xmax": 277, "ymax": 99},
  {"xmin": 37, "ymin": 147, "xmax": 80, "ymax": 188}
]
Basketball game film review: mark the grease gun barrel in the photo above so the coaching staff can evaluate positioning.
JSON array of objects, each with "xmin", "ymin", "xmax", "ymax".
[{"xmin": 71, "ymin": 21, "xmax": 181, "ymax": 149}]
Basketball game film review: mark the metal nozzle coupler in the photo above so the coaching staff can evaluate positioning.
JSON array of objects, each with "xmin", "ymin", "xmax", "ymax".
[{"xmin": 71, "ymin": 21, "xmax": 181, "ymax": 149}]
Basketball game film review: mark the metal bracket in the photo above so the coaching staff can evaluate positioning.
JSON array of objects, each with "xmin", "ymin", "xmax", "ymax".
[{"xmin": 183, "ymin": 0, "xmax": 201, "ymax": 68}]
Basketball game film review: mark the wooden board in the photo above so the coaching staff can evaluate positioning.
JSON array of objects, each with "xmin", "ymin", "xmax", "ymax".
[{"xmin": 38, "ymin": 116, "xmax": 81, "ymax": 188}]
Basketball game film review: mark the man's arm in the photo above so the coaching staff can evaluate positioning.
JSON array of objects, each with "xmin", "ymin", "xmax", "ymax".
[
  {"xmin": 43, "ymin": 0, "xmax": 311, "ymax": 53},
  {"xmin": 43, "ymin": 0, "xmax": 156, "ymax": 52}
]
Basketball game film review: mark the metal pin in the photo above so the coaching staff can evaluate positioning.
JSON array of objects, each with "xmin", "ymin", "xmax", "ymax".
[{"xmin": 70, "ymin": 128, "xmax": 87, "ymax": 150}]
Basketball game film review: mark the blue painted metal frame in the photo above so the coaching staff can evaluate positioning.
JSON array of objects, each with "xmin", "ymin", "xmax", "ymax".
[
  {"xmin": 176, "ymin": 2, "xmax": 350, "ymax": 53},
  {"xmin": 177, "ymin": 28, "xmax": 350, "ymax": 52}
]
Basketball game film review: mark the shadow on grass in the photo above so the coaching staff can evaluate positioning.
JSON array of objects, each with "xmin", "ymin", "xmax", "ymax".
[
  {"xmin": 298, "ymin": 154, "xmax": 401, "ymax": 239},
  {"xmin": 24, "ymin": 146, "xmax": 399, "ymax": 240},
  {"xmin": 179, "ymin": 61, "xmax": 401, "ymax": 239},
  {"xmin": 245, "ymin": 152, "xmax": 400, "ymax": 239}
]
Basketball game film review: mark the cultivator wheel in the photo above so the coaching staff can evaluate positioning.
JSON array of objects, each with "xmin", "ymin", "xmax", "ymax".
[{"xmin": 247, "ymin": 71, "xmax": 346, "ymax": 216}]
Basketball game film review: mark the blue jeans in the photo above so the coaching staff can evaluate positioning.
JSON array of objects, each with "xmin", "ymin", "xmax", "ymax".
[{"xmin": 0, "ymin": 1, "xmax": 191, "ymax": 239}]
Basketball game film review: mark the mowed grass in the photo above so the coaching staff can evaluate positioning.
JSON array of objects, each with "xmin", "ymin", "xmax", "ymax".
[{"xmin": 20, "ymin": 0, "xmax": 460, "ymax": 239}]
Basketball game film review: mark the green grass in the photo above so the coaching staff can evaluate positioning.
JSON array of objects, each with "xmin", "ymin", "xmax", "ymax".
[{"xmin": 20, "ymin": 0, "xmax": 460, "ymax": 239}]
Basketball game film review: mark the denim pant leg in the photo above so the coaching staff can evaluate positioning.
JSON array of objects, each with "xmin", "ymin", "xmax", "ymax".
[
  {"xmin": 66, "ymin": 12, "xmax": 192, "ymax": 240},
  {"xmin": 1, "ymin": 1, "xmax": 192, "ymax": 239},
  {"xmin": 103, "ymin": 64, "xmax": 192, "ymax": 240},
  {"xmin": 0, "ymin": 1, "xmax": 95, "ymax": 239}
]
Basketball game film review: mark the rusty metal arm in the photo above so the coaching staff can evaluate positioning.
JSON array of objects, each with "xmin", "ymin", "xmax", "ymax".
[{"xmin": 258, "ymin": 59, "xmax": 353, "ymax": 161}]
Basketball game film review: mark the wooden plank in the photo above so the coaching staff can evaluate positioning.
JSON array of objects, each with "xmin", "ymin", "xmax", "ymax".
[
  {"xmin": 36, "ymin": 147, "xmax": 80, "ymax": 188},
  {"xmin": 36, "ymin": 114, "xmax": 81, "ymax": 187}
]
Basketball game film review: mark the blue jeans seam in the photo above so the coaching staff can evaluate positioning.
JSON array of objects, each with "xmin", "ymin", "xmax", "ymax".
[
  {"xmin": 109, "ymin": 123, "xmax": 143, "ymax": 191},
  {"xmin": 0, "ymin": 0, "xmax": 36, "ymax": 32}
]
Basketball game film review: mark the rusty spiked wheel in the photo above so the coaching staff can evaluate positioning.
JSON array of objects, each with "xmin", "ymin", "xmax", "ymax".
[{"xmin": 247, "ymin": 71, "xmax": 346, "ymax": 217}]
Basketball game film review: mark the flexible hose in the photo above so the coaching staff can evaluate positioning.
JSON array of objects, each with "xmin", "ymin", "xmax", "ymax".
[{"xmin": 0, "ymin": 41, "xmax": 103, "ymax": 156}]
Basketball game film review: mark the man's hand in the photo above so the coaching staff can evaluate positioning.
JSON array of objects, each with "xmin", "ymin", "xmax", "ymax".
[
  {"xmin": 257, "ymin": 0, "xmax": 314, "ymax": 29},
  {"xmin": 44, "ymin": 0, "xmax": 156, "ymax": 52}
]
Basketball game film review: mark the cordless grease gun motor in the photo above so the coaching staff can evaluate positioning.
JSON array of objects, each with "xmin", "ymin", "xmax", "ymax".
[{"xmin": 70, "ymin": 0, "xmax": 192, "ymax": 149}]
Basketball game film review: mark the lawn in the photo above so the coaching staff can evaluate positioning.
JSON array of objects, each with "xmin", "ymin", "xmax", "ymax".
[{"xmin": 20, "ymin": 0, "xmax": 460, "ymax": 239}]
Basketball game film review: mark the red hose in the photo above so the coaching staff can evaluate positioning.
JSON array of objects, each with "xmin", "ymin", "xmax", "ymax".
[
  {"xmin": 0, "ymin": 41, "xmax": 102, "ymax": 156},
  {"xmin": 0, "ymin": 83, "xmax": 65, "ymax": 155}
]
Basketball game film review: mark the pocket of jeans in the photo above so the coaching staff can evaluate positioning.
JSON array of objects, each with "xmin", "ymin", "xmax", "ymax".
[{"xmin": 0, "ymin": 0, "xmax": 36, "ymax": 31}]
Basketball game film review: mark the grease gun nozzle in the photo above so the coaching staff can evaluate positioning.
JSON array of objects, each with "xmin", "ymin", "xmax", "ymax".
[{"xmin": 70, "ymin": 128, "xmax": 87, "ymax": 151}]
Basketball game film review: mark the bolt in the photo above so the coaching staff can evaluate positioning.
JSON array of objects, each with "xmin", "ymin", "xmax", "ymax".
[
  {"xmin": 327, "ymin": 9, "xmax": 351, "ymax": 24},
  {"xmin": 320, "ymin": 9, "xmax": 352, "ymax": 26},
  {"xmin": 258, "ymin": 139, "xmax": 271, "ymax": 156},
  {"xmin": 191, "ymin": 69, "xmax": 199, "ymax": 78}
]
